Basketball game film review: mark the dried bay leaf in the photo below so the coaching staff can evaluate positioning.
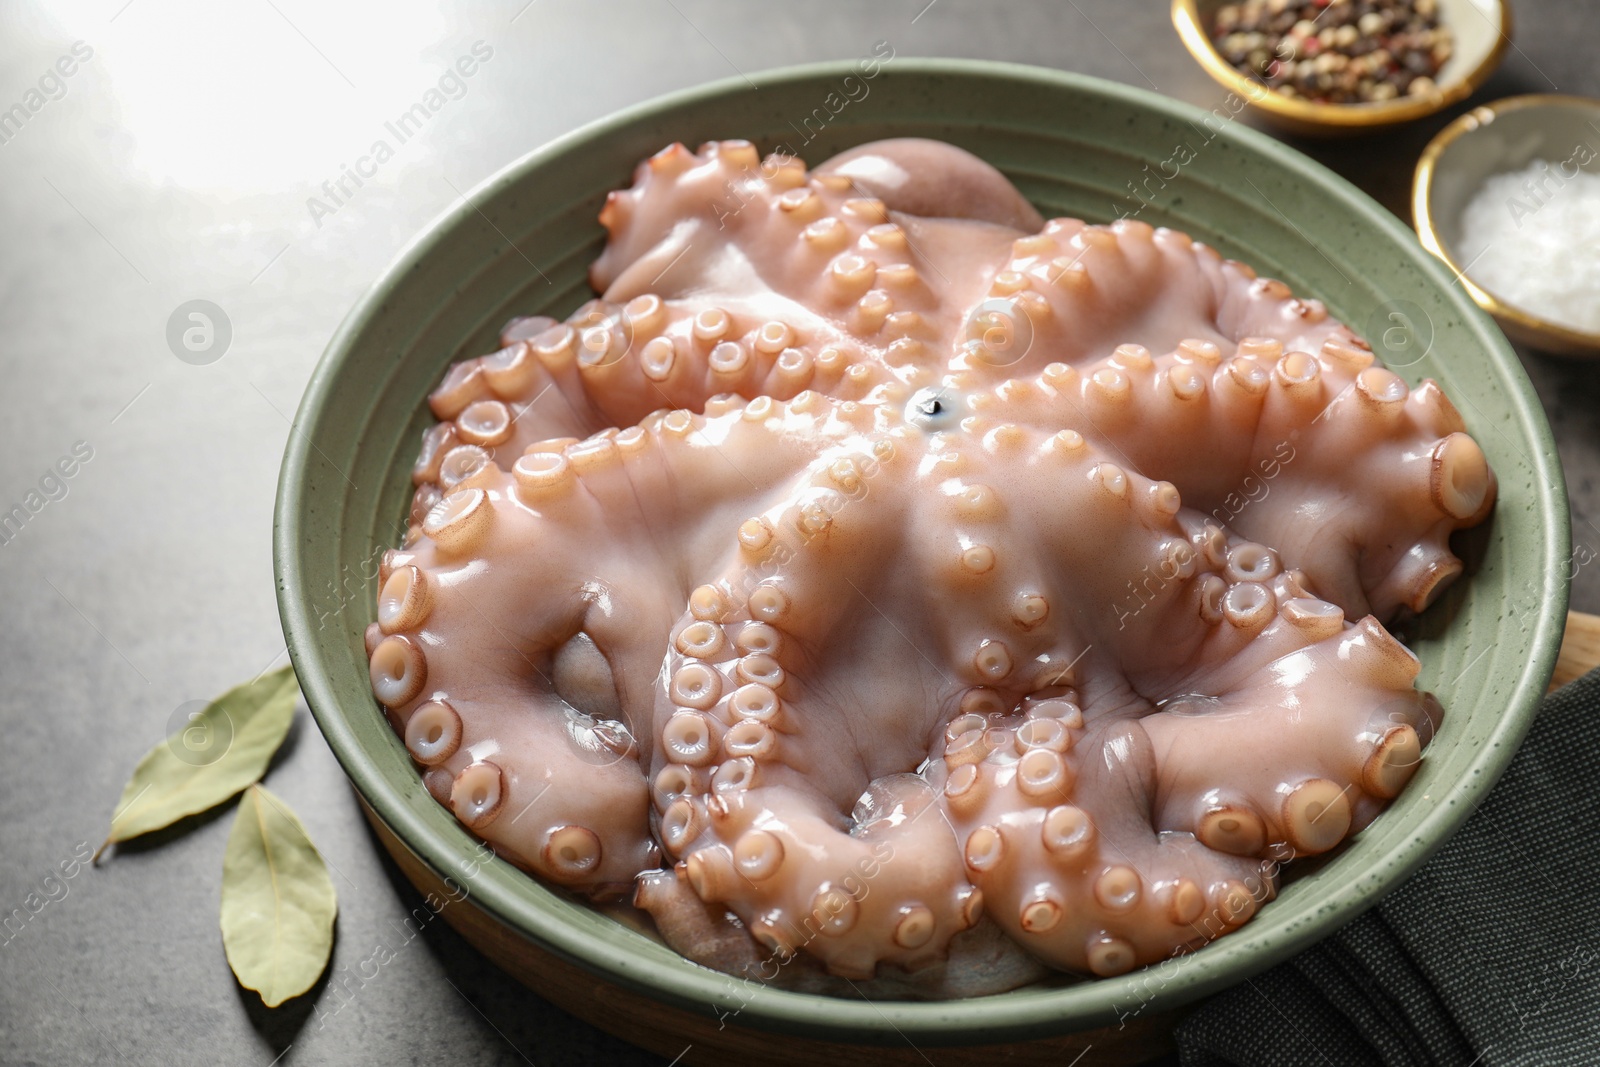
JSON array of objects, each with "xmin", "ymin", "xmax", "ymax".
[
  {"xmin": 220, "ymin": 784, "xmax": 337, "ymax": 1007},
  {"xmin": 98, "ymin": 666, "xmax": 298, "ymax": 858}
]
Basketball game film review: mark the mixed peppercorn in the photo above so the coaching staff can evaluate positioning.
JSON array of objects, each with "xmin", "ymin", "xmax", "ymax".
[{"xmin": 1212, "ymin": 0, "xmax": 1453, "ymax": 104}]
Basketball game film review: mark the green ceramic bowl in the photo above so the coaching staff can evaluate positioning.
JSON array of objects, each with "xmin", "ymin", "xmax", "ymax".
[{"xmin": 275, "ymin": 59, "xmax": 1569, "ymax": 1047}]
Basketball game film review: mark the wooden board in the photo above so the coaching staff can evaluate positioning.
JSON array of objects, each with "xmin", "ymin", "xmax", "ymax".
[{"xmin": 1551, "ymin": 611, "xmax": 1600, "ymax": 690}]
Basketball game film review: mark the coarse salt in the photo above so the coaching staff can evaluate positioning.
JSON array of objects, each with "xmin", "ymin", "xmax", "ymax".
[{"xmin": 1457, "ymin": 159, "xmax": 1600, "ymax": 335}]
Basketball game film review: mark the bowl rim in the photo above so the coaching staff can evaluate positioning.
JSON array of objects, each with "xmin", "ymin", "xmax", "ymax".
[
  {"xmin": 1412, "ymin": 92, "xmax": 1600, "ymax": 352},
  {"xmin": 1171, "ymin": 0, "xmax": 1511, "ymax": 129},
  {"xmin": 276, "ymin": 56, "xmax": 1570, "ymax": 1042}
]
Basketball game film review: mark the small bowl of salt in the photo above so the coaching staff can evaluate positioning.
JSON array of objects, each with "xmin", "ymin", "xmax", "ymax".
[{"xmin": 1413, "ymin": 93, "xmax": 1600, "ymax": 357}]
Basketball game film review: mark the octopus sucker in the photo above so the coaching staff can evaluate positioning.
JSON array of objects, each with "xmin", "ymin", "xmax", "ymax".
[
  {"xmin": 427, "ymin": 359, "xmax": 491, "ymax": 420},
  {"xmin": 1362, "ymin": 724, "xmax": 1424, "ymax": 798},
  {"xmin": 376, "ymin": 564, "xmax": 433, "ymax": 634},
  {"xmin": 1431, "ymin": 432, "xmax": 1493, "ymax": 521},
  {"xmin": 369, "ymin": 137, "xmax": 1497, "ymax": 993},
  {"xmin": 451, "ymin": 761, "xmax": 505, "ymax": 830},
  {"xmin": 480, "ymin": 341, "xmax": 539, "ymax": 397},
  {"xmin": 1280, "ymin": 778, "xmax": 1354, "ymax": 855},
  {"xmin": 369, "ymin": 634, "xmax": 426, "ymax": 708},
  {"xmin": 404, "ymin": 699, "xmax": 461, "ymax": 766},
  {"xmin": 544, "ymin": 824, "xmax": 604, "ymax": 881},
  {"xmin": 422, "ymin": 488, "xmax": 492, "ymax": 555}
]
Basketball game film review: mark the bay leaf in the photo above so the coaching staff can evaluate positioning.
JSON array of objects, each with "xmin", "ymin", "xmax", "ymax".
[
  {"xmin": 98, "ymin": 665, "xmax": 298, "ymax": 858},
  {"xmin": 220, "ymin": 784, "xmax": 337, "ymax": 1007}
]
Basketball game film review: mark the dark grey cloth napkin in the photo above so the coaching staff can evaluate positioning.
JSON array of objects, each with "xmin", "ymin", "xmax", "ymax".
[{"xmin": 1174, "ymin": 668, "xmax": 1600, "ymax": 1067}]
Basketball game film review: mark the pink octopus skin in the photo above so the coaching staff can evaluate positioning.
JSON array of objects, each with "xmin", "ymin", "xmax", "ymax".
[{"xmin": 367, "ymin": 138, "xmax": 1495, "ymax": 989}]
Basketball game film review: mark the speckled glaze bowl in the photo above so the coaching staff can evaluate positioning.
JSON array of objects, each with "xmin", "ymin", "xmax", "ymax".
[{"xmin": 275, "ymin": 60, "xmax": 1568, "ymax": 1063}]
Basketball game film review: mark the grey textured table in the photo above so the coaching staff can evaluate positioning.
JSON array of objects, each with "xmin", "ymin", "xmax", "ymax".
[{"xmin": 2, "ymin": 2, "xmax": 1595, "ymax": 1065}]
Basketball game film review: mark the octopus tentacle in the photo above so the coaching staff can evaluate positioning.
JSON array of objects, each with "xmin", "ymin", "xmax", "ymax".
[
  {"xmin": 373, "ymin": 469, "xmax": 660, "ymax": 893},
  {"xmin": 376, "ymin": 407, "xmax": 840, "ymax": 894},
  {"xmin": 590, "ymin": 140, "xmax": 1020, "ymax": 385},
  {"xmin": 416, "ymin": 298, "xmax": 899, "ymax": 493},
  {"xmin": 939, "ymin": 709, "xmax": 1271, "ymax": 976},
  {"xmin": 633, "ymin": 866, "xmax": 765, "ymax": 976},
  {"xmin": 965, "ymin": 339, "xmax": 1495, "ymax": 622},
  {"xmin": 594, "ymin": 140, "xmax": 934, "ymax": 308},
  {"xmin": 814, "ymin": 138, "xmax": 1046, "ymax": 233},
  {"xmin": 1141, "ymin": 592, "xmax": 1442, "ymax": 861},
  {"xmin": 1183, "ymin": 352, "xmax": 1497, "ymax": 621},
  {"xmin": 946, "ymin": 218, "xmax": 1350, "ymax": 384}
]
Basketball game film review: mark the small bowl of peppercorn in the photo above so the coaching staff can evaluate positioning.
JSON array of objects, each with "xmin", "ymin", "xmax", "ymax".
[{"xmin": 1172, "ymin": 0, "xmax": 1512, "ymax": 136}]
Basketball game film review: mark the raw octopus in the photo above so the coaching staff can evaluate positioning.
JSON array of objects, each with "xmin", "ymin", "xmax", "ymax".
[{"xmin": 365, "ymin": 138, "xmax": 1495, "ymax": 992}]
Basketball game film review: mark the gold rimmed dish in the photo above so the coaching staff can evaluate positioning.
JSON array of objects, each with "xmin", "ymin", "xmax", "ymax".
[
  {"xmin": 1173, "ymin": 0, "xmax": 1511, "ymax": 136},
  {"xmin": 1413, "ymin": 93, "xmax": 1600, "ymax": 357}
]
